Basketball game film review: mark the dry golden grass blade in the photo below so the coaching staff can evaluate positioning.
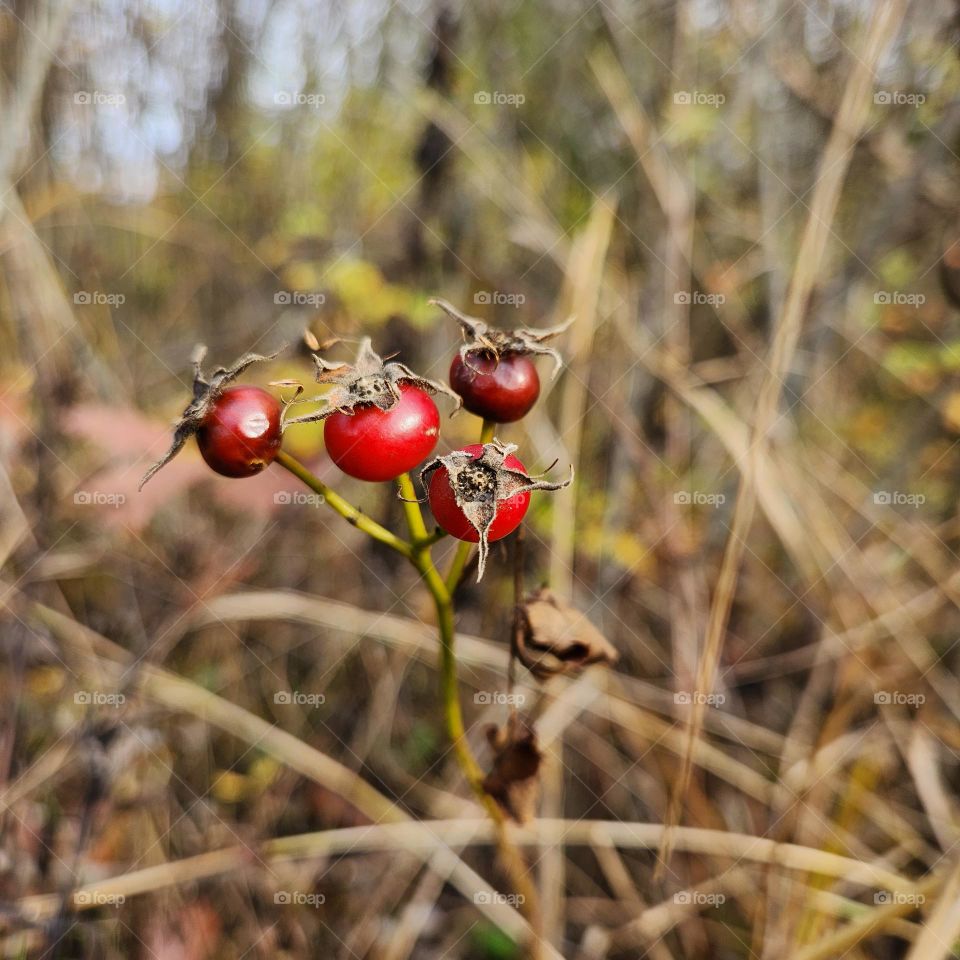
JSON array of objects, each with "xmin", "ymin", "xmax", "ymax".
[
  {"xmin": 537, "ymin": 193, "xmax": 616, "ymax": 950},
  {"xmin": 611, "ymin": 868, "xmax": 756, "ymax": 950},
  {"xmin": 902, "ymin": 727, "xmax": 959, "ymax": 852},
  {"xmin": 792, "ymin": 871, "xmax": 949, "ymax": 960},
  {"xmin": 0, "ymin": 741, "xmax": 73, "ymax": 815},
  {"xmin": 658, "ymin": 0, "xmax": 909, "ymax": 873},
  {"xmin": 16, "ymin": 817, "xmax": 925, "ymax": 924},
  {"xmin": 664, "ymin": 364, "xmax": 821, "ymax": 584},
  {"xmin": 548, "ymin": 195, "xmax": 615, "ymax": 590},
  {"xmin": 903, "ymin": 858, "xmax": 960, "ymax": 960},
  {"xmin": 0, "ymin": 463, "xmax": 31, "ymax": 570}
]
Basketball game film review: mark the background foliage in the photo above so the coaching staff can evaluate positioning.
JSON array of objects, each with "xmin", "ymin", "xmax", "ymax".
[{"xmin": 2, "ymin": 0, "xmax": 960, "ymax": 957}]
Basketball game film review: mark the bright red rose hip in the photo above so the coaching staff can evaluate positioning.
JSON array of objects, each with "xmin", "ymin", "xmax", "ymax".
[
  {"xmin": 449, "ymin": 351, "xmax": 540, "ymax": 423},
  {"xmin": 426, "ymin": 443, "xmax": 531, "ymax": 543},
  {"xmin": 196, "ymin": 385, "xmax": 282, "ymax": 478},
  {"xmin": 324, "ymin": 383, "xmax": 440, "ymax": 482}
]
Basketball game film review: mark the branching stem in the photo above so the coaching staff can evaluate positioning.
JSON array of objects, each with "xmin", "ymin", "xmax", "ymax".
[
  {"xmin": 277, "ymin": 438, "xmax": 542, "ymax": 955},
  {"xmin": 275, "ymin": 450, "xmax": 414, "ymax": 559}
]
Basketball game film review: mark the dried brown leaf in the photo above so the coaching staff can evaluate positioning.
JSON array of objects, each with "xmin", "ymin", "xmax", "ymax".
[
  {"xmin": 516, "ymin": 587, "xmax": 618, "ymax": 680},
  {"xmin": 482, "ymin": 714, "xmax": 542, "ymax": 824}
]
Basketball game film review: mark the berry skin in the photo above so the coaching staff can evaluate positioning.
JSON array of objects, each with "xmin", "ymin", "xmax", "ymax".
[
  {"xmin": 196, "ymin": 385, "xmax": 282, "ymax": 478},
  {"xmin": 449, "ymin": 351, "xmax": 540, "ymax": 423},
  {"xmin": 324, "ymin": 383, "xmax": 440, "ymax": 482},
  {"xmin": 427, "ymin": 443, "xmax": 531, "ymax": 543}
]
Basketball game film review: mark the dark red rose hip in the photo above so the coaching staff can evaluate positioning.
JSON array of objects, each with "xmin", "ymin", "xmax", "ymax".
[
  {"xmin": 196, "ymin": 385, "xmax": 282, "ymax": 477},
  {"xmin": 449, "ymin": 351, "xmax": 540, "ymax": 423},
  {"xmin": 139, "ymin": 345, "xmax": 282, "ymax": 489}
]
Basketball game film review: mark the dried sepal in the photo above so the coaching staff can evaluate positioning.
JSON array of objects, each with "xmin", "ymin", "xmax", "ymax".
[
  {"xmin": 284, "ymin": 337, "xmax": 460, "ymax": 427},
  {"xmin": 516, "ymin": 587, "xmax": 618, "ymax": 680},
  {"xmin": 139, "ymin": 344, "xmax": 282, "ymax": 489},
  {"xmin": 482, "ymin": 714, "xmax": 542, "ymax": 824},
  {"xmin": 419, "ymin": 439, "xmax": 572, "ymax": 581},
  {"xmin": 429, "ymin": 297, "xmax": 574, "ymax": 378}
]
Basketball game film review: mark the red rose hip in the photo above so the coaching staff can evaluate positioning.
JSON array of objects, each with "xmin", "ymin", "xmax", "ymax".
[
  {"xmin": 324, "ymin": 383, "xmax": 440, "ymax": 482},
  {"xmin": 426, "ymin": 443, "xmax": 531, "ymax": 543},
  {"xmin": 195, "ymin": 385, "xmax": 282, "ymax": 478},
  {"xmin": 449, "ymin": 351, "xmax": 540, "ymax": 423}
]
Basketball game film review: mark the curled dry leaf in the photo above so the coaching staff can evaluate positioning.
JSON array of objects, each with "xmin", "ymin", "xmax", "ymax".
[
  {"xmin": 419, "ymin": 439, "xmax": 573, "ymax": 581},
  {"xmin": 283, "ymin": 336, "xmax": 460, "ymax": 426},
  {"xmin": 139, "ymin": 344, "xmax": 282, "ymax": 489},
  {"xmin": 430, "ymin": 297, "xmax": 574, "ymax": 377},
  {"xmin": 516, "ymin": 587, "xmax": 618, "ymax": 679},
  {"xmin": 482, "ymin": 714, "xmax": 542, "ymax": 824}
]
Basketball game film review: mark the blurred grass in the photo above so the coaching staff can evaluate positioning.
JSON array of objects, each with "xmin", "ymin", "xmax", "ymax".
[{"xmin": 2, "ymin": 1, "xmax": 960, "ymax": 958}]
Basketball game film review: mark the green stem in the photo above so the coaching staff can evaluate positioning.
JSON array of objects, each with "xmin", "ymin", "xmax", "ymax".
[
  {"xmin": 275, "ymin": 450, "xmax": 414, "ymax": 560},
  {"xmin": 393, "ymin": 473, "xmax": 484, "ymax": 791},
  {"xmin": 444, "ymin": 541, "xmax": 473, "ymax": 593},
  {"xmin": 277, "ymin": 448, "xmax": 542, "ymax": 947},
  {"xmin": 418, "ymin": 526, "xmax": 447, "ymax": 548},
  {"xmin": 416, "ymin": 556, "xmax": 487, "ymax": 794},
  {"xmin": 396, "ymin": 472, "xmax": 430, "ymax": 545},
  {"xmin": 480, "ymin": 418, "xmax": 497, "ymax": 444}
]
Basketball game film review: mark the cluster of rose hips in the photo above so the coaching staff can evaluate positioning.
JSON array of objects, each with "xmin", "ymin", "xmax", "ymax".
[{"xmin": 141, "ymin": 299, "xmax": 572, "ymax": 576}]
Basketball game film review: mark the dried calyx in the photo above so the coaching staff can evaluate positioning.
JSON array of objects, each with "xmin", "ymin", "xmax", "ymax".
[
  {"xmin": 284, "ymin": 337, "xmax": 460, "ymax": 426},
  {"xmin": 420, "ymin": 439, "xmax": 573, "ymax": 581},
  {"xmin": 430, "ymin": 298, "xmax": 573, "ymax": 377},
  {"xmin": 482, "ymin": 714, "xmax": 542, "ymax": 824},
  {"xmin": 516, "ymin": 587, "xmax": 618, "ymax": 679},
  {"xmin": 139, "ymin": 344, "xmax": 281, "ymax": 489}
]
